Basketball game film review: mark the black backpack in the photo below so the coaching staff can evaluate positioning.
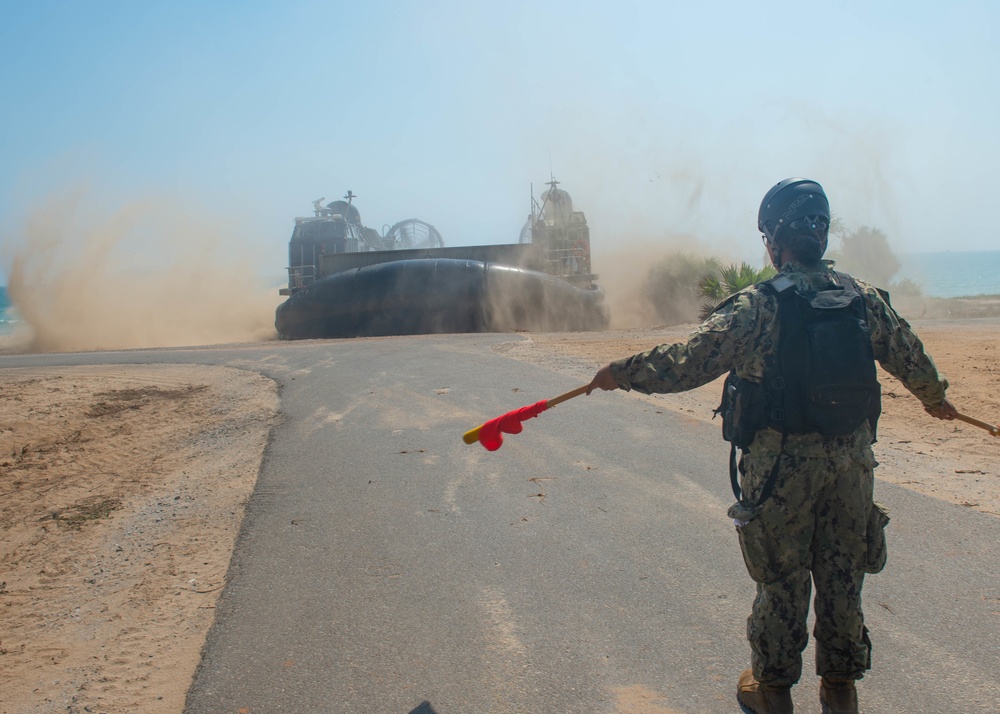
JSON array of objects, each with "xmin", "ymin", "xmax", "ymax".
[{"xmin": 717, "ymin": 272, "xmax": 882, "ymax": 504}]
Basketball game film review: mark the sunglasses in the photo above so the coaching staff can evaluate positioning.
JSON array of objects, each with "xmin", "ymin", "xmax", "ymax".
[{"xmin": 786, "ymin": 216, "xmax": 829, "ymax": 232}]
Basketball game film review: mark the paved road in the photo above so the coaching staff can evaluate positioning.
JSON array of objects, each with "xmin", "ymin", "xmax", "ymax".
[{"xmin": 3, "ymin": 336, "xmax": 998, "ymax": 713}]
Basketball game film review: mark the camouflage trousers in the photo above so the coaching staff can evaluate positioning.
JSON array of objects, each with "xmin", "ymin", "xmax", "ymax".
[{"xmin": 731, "ymin": 439, "xmax": 888, "ymax": 687}]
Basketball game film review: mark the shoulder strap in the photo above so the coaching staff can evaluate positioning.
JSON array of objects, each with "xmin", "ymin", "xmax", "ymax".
[
  {"xmin": 727, "ymin": 274, "xmax": 793, "ymax": 506},
  {"xmin": 712, "ymin": 274, "xmax": 794, "ymax": 316},
  {"xmin": 834, "ymin": 271, "xmax": 864, "ymax": 294},
  {"xmin": 730, "ymin": 273, "xmax": 794, "ymax": 506},
  {"xmin": 766, "ymin": 273, "xmax": 797, "ymax": 297}
]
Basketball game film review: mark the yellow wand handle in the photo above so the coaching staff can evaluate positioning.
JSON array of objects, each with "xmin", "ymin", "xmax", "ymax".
[{"xmin": 955, "ymin": 412, "xmax": 1000, "ymax": 436}]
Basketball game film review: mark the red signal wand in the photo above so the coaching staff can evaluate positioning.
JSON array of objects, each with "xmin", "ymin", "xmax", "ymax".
[{"xmin": 463, "ymin": 385, "xmax": 590, "ymax": 451}]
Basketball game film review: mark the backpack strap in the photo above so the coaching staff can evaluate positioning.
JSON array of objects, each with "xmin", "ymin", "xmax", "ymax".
[
  {"xmin": 834, "ymin": 271, "xmax": 883, "ymax": 442},
  {"xmin": 730, "ymin": 433, "xmax": 787, "ymax": 507},
  {"xmin": 730, "ymin": 273, "xmax": 795, "ymax": 507},
  {"xmin": 754, "ymin": 432, "xmax": 787, "ymax": 505},
  {"xmin": 765, "ymin": 273, "xmax": 797, "ymax": 297},
  {"xmin": 834, "ymin": 271, "xmax": 864, "ymax": 295},
  {"xmin": 729, "ymin": 443, "xmax": 740, "ymax": 500}
]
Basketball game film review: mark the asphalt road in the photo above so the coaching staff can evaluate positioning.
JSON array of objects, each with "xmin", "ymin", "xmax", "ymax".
[{"xmin": 3, "ymin": 335, "xmax": 998, "ymax": 714}]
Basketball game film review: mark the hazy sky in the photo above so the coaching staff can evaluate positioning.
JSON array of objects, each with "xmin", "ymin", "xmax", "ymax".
[{"xmin": 2, "ymin": 0, "xmax": 997, "ymax": 281}]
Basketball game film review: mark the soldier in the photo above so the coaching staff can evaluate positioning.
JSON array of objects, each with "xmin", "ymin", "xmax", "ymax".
[{"xmin": 586, "ymin": 178, "xmax": 957, "ymax": 714}]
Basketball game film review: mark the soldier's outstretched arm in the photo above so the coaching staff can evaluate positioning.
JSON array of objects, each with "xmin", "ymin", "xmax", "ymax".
[
  {"xmin": 600, "ymin": 290, "xmax": 765, "ymax": 396},
  {"xmin": 864, "ymin": 287, "xmax": 949, "ymax": 411}
]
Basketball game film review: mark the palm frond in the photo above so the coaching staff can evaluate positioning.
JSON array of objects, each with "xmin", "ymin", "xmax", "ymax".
[
  {"xmin": 698, "ymin": 301, "xmax": 720, "ymax": 321},
  {"xmin": 698, "ymin": 274, "xmax": 724, "ymax": 301},
  {"xmin": 697, "ymin": 262, "xmax": 777, "ymax": 317}
]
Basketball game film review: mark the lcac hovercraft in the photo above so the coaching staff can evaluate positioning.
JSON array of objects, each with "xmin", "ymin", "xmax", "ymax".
[{"xmin": 274, "ymin": 182, "xmax": 609, "ymax": 340}]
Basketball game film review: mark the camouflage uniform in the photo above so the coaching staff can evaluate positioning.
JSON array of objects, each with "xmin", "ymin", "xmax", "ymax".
[{"xmin": 608, "ymin": 259, "xmax": 948, "ymax": 686}]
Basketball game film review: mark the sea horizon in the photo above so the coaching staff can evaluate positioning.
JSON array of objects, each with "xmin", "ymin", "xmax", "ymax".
[{"xmin": 895, "ymin": 249, "xmax": 1000, "ymax": 299}]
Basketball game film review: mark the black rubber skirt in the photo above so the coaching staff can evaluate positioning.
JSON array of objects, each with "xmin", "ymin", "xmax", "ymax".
[{"xmin": 275, "ymin": 258, "xmax": 609, "ymax": 340}]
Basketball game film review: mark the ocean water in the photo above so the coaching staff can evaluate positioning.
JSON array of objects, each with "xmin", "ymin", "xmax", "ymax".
[
  {"xmin": 0, "ymin": 285, "xmax": 14, "ymax": 336},
  {"xmin": 897, "ymin": 250, "xmax": 1000, "ymax": 298},
  {"xmin": 1, "ymin": 251, "xmax": 997, "ymax": 335}
]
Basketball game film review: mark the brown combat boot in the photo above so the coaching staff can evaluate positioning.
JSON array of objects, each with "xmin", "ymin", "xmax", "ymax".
[
  {"xmin": 737, "ymin": 668, "xmax": 793, "ymax": 714},
  {"xmin": 819, "ymin": 677, "xmax": 859, "ymax": 714}
]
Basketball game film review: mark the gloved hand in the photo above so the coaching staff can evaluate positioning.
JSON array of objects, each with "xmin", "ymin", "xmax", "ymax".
[
  {"xmin": 587, "ymin": 364, "xmax": 619, "ymax": 395},
  {"xmin": 924, "ymin": 398, "xmax": 958, "ymax": 420}
]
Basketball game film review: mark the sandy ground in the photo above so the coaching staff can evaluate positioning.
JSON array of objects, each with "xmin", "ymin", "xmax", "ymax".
[
  {"xmin": 0, "ymin": 363, "xmax": 279, "ymax": 714},
  {"xmin": 1, "ymin": 318, "xmax": 997, "ymax": 713}
]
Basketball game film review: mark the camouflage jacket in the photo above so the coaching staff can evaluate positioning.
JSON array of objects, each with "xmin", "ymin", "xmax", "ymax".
[{"xmin": 609, "ymin": 260, "xmax": 948, "ymax": 455}]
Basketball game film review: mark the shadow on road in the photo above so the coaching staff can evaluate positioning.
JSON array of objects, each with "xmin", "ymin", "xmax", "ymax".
[{"xmin": 408, "ymin": 702, "xmax": 439, "ymax": 714}]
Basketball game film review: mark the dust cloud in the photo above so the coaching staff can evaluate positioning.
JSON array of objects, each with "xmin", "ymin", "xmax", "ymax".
[
  {"xmin": 514, "ymin": 104, "xmax": 922, "ymax": 332},
  {"xmin": 1, "ymin": 190, "xmax": 283, "ymax": 353},
  {"xmin": 482, "ymin": 263, "xmax": 609, "ymax": 333},
  {"xmin": 593, "ymin": 240, "xmax": 685, "ymax": 329},
  {"xmin": 591, "ymin": 233, "xmax": 726, "ymax": 329}
]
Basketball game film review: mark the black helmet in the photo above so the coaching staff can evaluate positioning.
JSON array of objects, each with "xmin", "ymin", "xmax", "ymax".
[{"xmin": 758, "ymin": 178, "xmax": 830, "ymax": 244}]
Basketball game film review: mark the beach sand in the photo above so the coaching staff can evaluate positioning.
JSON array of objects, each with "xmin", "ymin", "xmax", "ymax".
[
  {"xmin": 0, "ymin": 364, "xmax": 279, "ymax": 713},
  {"xmin": 1, "ymin": 318, "xmax": 997, "ymax": 713}
]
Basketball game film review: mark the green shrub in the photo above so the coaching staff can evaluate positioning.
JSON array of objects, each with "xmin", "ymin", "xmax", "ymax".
[{"xmin": 643, "ymin": 253, "xmax": 724, "ymax": 325}]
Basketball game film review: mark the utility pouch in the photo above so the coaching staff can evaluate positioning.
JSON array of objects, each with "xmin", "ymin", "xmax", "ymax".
[
  {"xmin": 733, "ymin": 516, "xmax": 783, "ymax": 584},
  {"xmin": 863, "ymin": 502, "xmax": 891, "ymax": 574},
  {"xmin": 716, "ymin": 371, "xmax": 765, "ymax": 449},
  {"xmin": 728, "ymin": 501, "xmax": 783, "ymax": 584}
]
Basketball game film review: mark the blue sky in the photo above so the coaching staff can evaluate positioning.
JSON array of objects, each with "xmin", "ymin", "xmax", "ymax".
[{"xmin": 1, "ymin": 0, "xmax": 998, "ymax": 284}]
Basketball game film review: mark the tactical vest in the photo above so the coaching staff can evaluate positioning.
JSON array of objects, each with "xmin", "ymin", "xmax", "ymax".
[{"xmin": 717, "ymin": 272, "xmax": 882, "ymax": 503}]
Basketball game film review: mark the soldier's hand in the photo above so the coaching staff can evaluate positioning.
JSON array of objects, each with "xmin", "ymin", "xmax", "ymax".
[
  {"xmin": 587, "ymin": 364, "xmax": 619, "ymax": 395},
  {"xmin": 925, "ymin": 398, "xmax": 958, "ymax": 420}
]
